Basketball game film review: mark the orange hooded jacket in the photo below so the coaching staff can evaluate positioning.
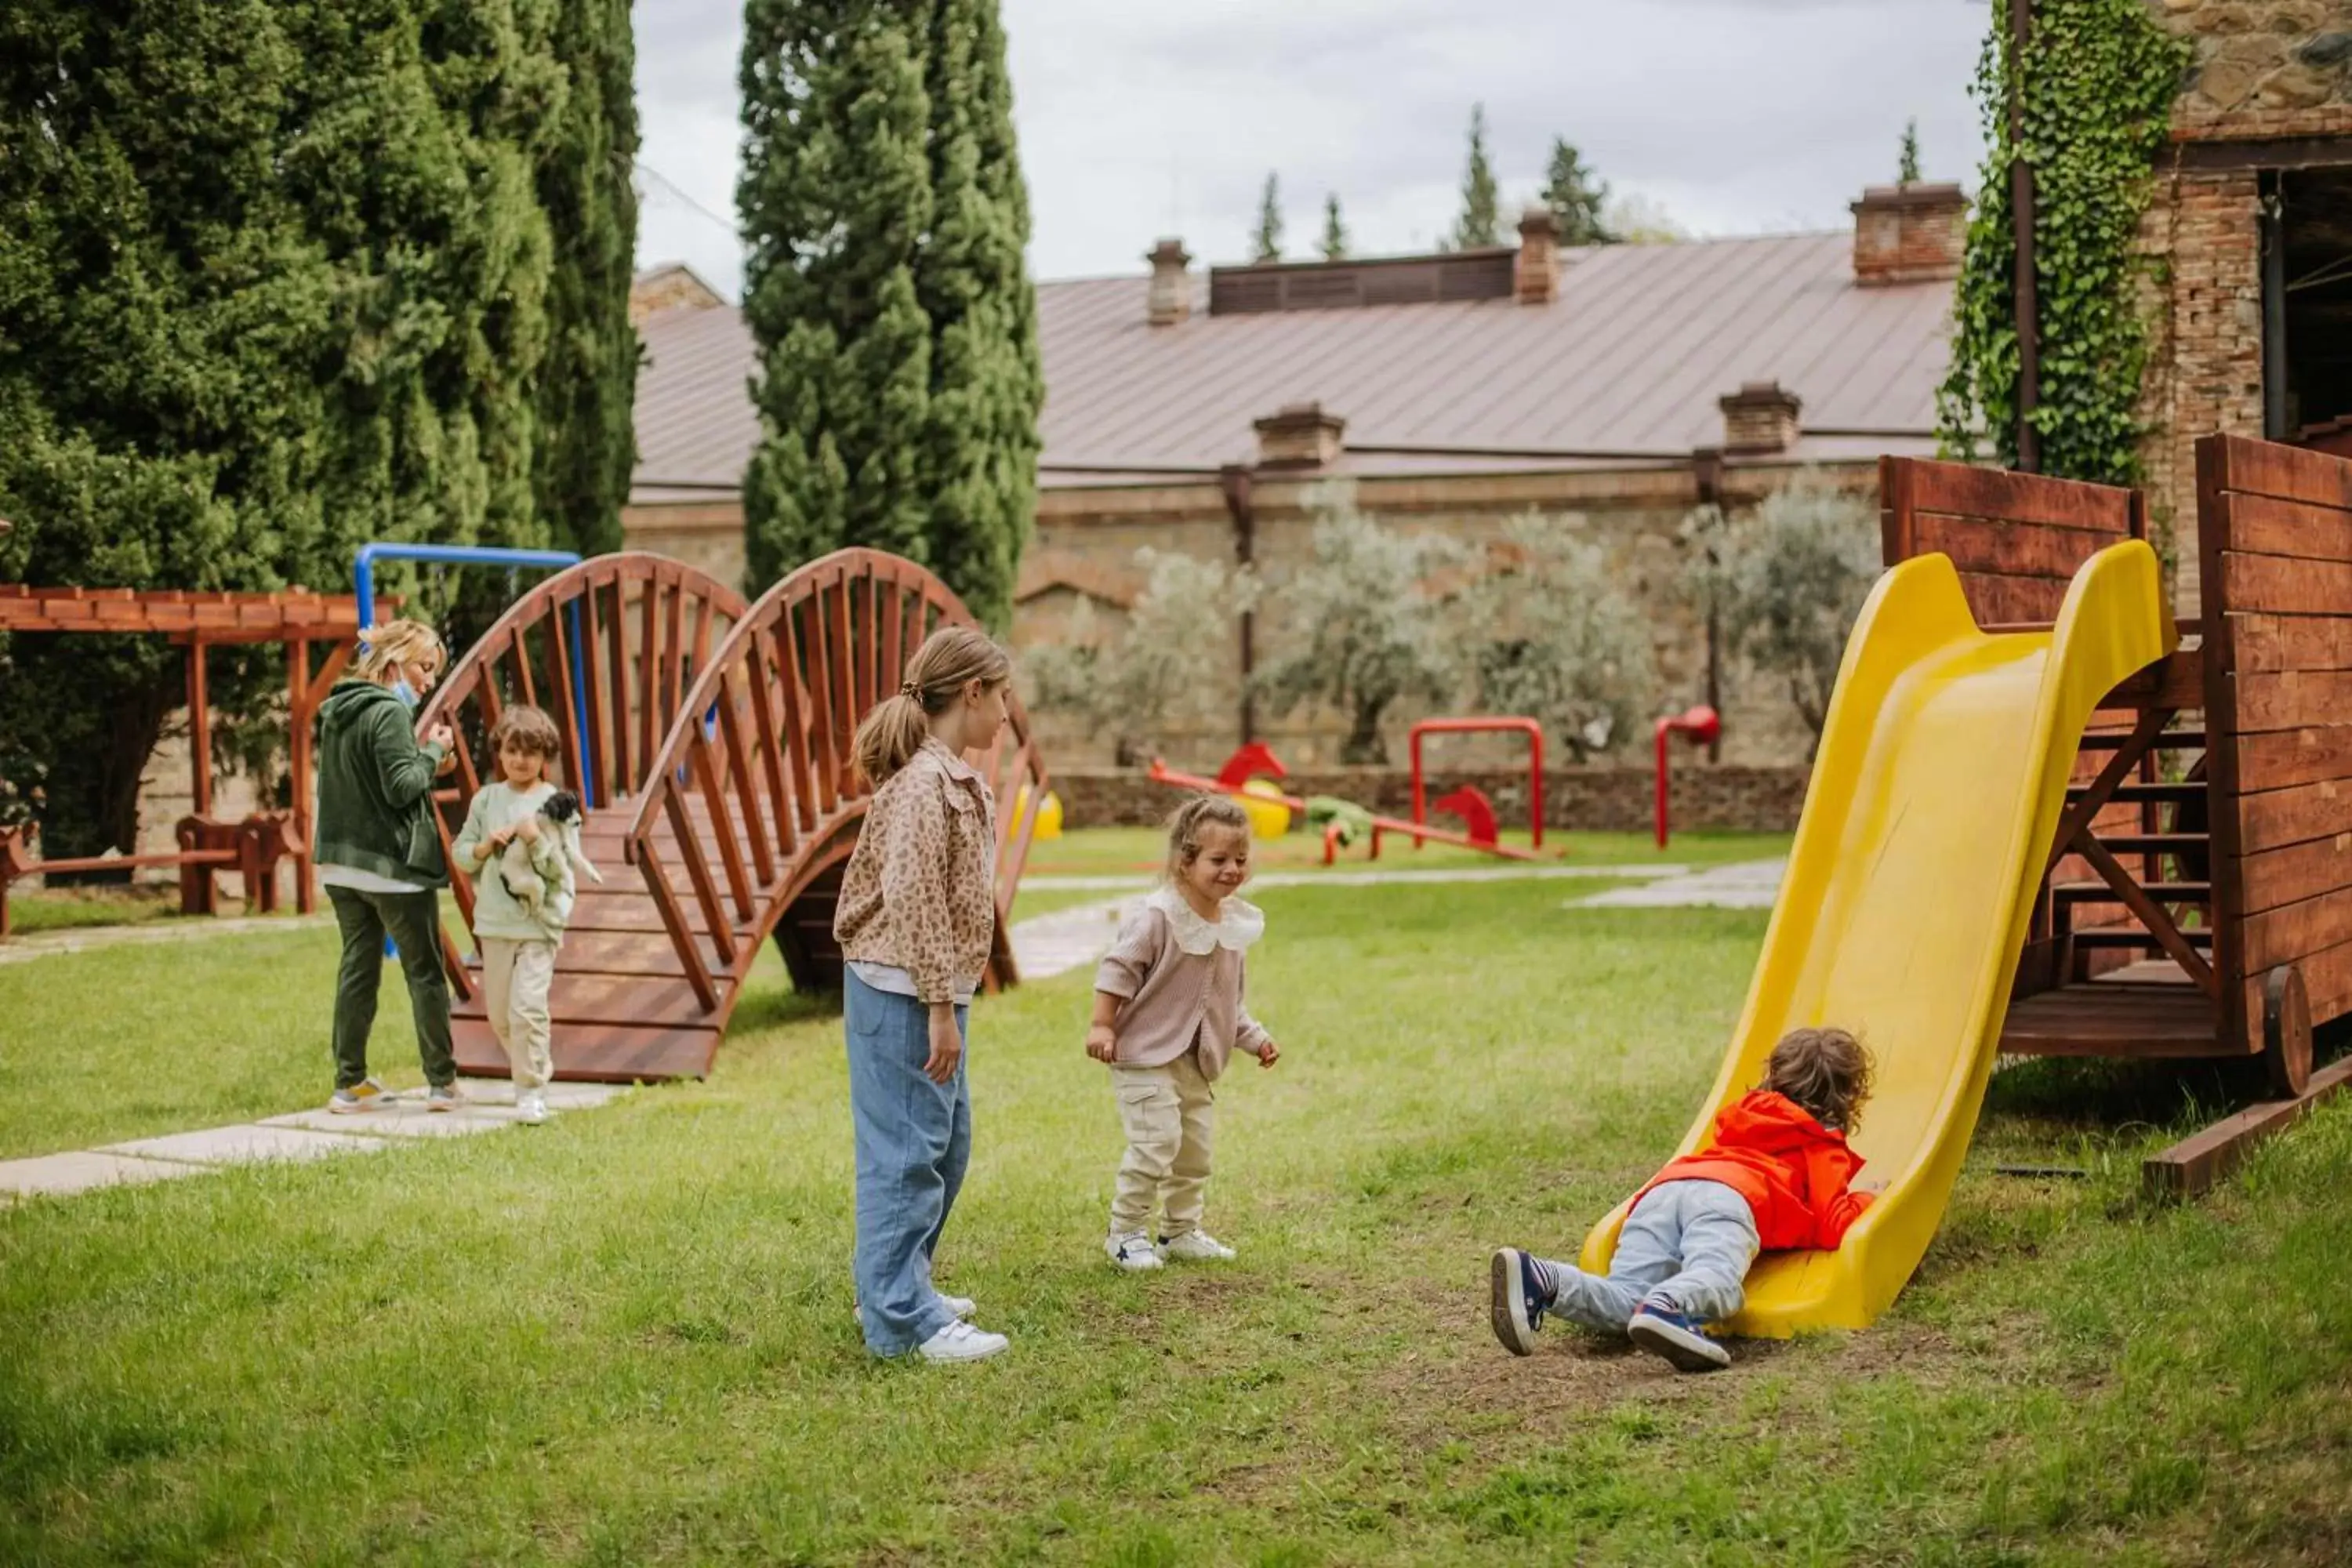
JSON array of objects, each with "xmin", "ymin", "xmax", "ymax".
[{"xmin": 1636, "ymin": 1090, "xmax": 1875, "ymax": 1251}]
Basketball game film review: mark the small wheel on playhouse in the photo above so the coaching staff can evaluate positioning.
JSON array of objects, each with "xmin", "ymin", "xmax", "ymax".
[{"xmin": 2261, "ymin": 962, "xmax": 2312, "ymax": 1100}]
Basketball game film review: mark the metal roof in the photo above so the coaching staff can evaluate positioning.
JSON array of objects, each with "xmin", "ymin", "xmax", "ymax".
[{"xmin": 630, "ymin": 231, "xmax": 1951, "ymax": 503}]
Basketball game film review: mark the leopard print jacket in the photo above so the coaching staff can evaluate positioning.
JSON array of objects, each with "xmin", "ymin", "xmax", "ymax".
[{"xmin": 833, "ymin": 739, "xmax": 997, "ymax": 1004}]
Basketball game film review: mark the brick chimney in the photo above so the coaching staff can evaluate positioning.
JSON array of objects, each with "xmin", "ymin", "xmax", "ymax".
[
  {"xmin": 1147, "ymin": 238, "xmax": 1192, "ymax": 327},
  {"xmin": 1254, "ymin": 403, "xmax": 1346, "ymax": 468},
  {"xmin": 1850, "ymin": 182, "xmax": 1967, "ymax": 286},
  {"xmin": 1719, "ymin": 382, "xmax": 1802, "ymax": 455},
  {"xmin": 1515, "ymin": 205, "xmax": 1560, "ymax": 306}
]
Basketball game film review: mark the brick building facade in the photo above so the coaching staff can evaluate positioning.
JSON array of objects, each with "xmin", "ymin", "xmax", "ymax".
[{"xmin": 2138, "ymin": 1, "xmax": 2352, "ymax": 612}]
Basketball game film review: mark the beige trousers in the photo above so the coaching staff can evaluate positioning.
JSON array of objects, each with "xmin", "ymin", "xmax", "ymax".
[
  {"xmin": 1109, "ymin": 1050, "xmax": 1217, "ymax": 1238},
  {"xmin": 479, "ymin": 936, "xmax": 556, "ymax": 1091}
]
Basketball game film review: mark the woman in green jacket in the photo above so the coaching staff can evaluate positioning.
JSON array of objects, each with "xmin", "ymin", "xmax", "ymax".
[{"xmin": 312, "ymin": 619, "xmax": 463, "ymax": 1113}]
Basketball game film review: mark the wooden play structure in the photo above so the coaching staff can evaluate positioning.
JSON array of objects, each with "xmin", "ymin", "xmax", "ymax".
[
  {"xmin": 1880, "ymin": 436, "xmax": 2352, "ymax": 1192},
  {"xmin": 0, "ymin": 585, "xmax": 383, "ymax": 935},
  {"xmin": 413, "ymin": 549, "xmax": 1048, "ymax": 1083}
]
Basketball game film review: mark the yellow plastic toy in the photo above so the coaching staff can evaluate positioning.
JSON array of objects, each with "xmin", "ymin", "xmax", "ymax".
[
  {"xmin": 1581, "ymin": 542, "xmax": 2175, "ymax": 1336},
  {"xmin": 1012, "ymin": 785, "xmax": 1062, "ymax": 841},
  {"xmin": 1239, "ymin": 777, "xmax": 1291, "ymax": 840}
]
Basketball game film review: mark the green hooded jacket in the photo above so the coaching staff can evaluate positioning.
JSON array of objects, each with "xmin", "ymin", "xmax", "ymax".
[{"xmin": 313, "ymin": 679, "xmax": 452, "ymax": 887}]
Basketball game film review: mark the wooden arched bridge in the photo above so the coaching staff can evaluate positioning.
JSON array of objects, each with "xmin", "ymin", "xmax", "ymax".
[{"xmin": 413, "ymin": 550, "xmax": 1049, "ymax": 1081}]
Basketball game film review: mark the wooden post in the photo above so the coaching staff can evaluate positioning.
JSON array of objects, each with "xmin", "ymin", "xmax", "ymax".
[
  {"xmin": 187, "ymin": 635, "xmax": 212, "ymax": 817},
  {"xmin": 289, "ymin": 638, "xmax": 314, "ymax": 913},
  {"xmin": 1220, "ymin": 464, "xmax": 1257, "ymax": 745},
  {"xmin": 2009, "ymin": 0, "xmax": 2041, "ymax": 472}
]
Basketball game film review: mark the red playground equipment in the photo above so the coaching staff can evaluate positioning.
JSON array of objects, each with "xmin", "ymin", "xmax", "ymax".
[
  {"xmin": 1653, "ymin": 706, "xmax": 1723, "ymax": 848},
  {"xmin": 1215, "ymin": 741, "xmax": 1287, "ymax": 789},
  {"xmin": 1408, "ymin": 717, "xmax": 1544, "ymax": 851},
  {"xmin": 1148, "ymin": 741, "xmax": 1556, "ymax": 865}
]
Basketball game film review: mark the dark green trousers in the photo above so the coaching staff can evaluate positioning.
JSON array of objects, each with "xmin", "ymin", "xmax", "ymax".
[{"xmin": 327, "ymin": 886, "xmax": 456, "ymax": 1090}]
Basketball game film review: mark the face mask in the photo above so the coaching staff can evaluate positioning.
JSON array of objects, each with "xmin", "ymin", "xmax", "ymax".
[{"xmin": 390, "ymin": 677, "xmax": 420, "ymax": 710}]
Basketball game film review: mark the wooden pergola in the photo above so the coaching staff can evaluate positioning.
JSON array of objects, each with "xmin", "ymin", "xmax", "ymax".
[{"xmin": 0, "ymin": 585, "xmax": 390, "ymax": 914}]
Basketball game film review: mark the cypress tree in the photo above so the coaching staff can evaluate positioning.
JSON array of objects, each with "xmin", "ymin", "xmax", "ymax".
[
  {"xmin": 739, "ymin": 0, "xmax": 1043, "ymax": 628},
  {"xmin": 1898, "ymin": 118, "xmax": 1922, "ymax": 184},
  {"xmin": 533, "ymin": 0, "xmax": 641, "ymax": 558},
  {"xmin": 1454, "ymin": 103, "xmax": 1501, "ymax": 249},
  {"xmin": 1320, "ymin": 193, "xmax": 1349, "ymax": 260},
  {"xmin": 1253, "ymin": 172, "xmax": 1283, "ymax": 262},
  {"xmin": 1541, "ymin": 136, "xmax": 1615, "ymax": 246},
  {"xmin": 0, "ymin": 0, "xmax": 592, "ymax": 858}
]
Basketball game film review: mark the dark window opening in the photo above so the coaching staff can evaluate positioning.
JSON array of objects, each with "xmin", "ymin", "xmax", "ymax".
[{"xmin": 2270, "ymin": 166, "xmax": 2352, "ymax": 447}]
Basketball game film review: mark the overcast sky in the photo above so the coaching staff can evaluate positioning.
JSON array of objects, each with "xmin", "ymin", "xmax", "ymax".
[{"xmin": 634, "ymin": 0, "xmax": 1994, "ymax": 299}]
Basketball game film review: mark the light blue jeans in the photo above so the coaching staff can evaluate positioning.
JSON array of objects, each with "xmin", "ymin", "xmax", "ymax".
[
  {"xmin": 844, "ymin": 970, "xmax": 971, "ymax": 1357},
  {"xmin": 1550, "ymin": 1178, "xmax": 1761, "ymax": 1331}
]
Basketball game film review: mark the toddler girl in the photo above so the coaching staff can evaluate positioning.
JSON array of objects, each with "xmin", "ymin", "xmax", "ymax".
[
  {"xmin": 1491, "ymin": 1026, "xmax": 1878, "ymax": 1371},
  {"xmin": 452, "ymin": 706, "xmax": 584, "ymax": 1126},
  {"xmin": 833, "ymin": 626, "xmax": 1014, "ymax": 1364},
  {"xmin": 1088, "ymin": 794, "xmax": 1280, "ymax": 1272}
]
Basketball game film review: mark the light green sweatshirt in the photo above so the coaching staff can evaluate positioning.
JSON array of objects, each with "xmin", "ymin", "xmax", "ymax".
[{"xmin": 452, "ymin": 780, "xmax": 575, "ymax": 942}]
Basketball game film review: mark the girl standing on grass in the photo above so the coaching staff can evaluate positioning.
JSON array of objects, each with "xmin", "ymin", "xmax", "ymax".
[
  {"xmin": 450, "ymin": 706, "xmax": 579, "ymax": 1127},
  {"xmin": 1087, "ymin": 794, "xmax": 1280, "ymax": 1272},
  {"xmin": 312, "ymin": 619, "xmax": 464, "ymax": 1115},
  {"xmin": 833, "ymin": 626, "xmax": 1014, "ymax": 1365}
]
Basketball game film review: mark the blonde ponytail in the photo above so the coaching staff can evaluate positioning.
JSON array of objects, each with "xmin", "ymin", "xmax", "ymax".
[
  {"xmin": 354, "ymin": 619, "xmax": 445, "ymax": 683},
  {"xmin": 854, "ymin": 625, "xmax": 1012, "ymax": 788}
]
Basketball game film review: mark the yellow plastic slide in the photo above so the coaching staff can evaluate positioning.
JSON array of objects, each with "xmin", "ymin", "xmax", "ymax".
[{"xmin": 1580, "ymin": 542, "xmax": 2176, "ymax": 1336}]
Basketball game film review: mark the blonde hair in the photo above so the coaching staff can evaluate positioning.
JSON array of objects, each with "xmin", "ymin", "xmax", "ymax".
[
  {"xmin": 489, "ymin": 705, "xmax": 562, "ymax": 764},
  {"xmin": 1763, "ymin": 1027, "xmax": 1875, "ymax": 1132},
  {"xmin": 1164, "ymin": 793, "xmax": 1253, "ymax": 882},
  {"xmin": 354, "ymin": 619, "xmax": 445, "ymax": 684},
  {"xmin": 852, "ymin": 626, "xmax": 1011, "ymax": 788}
]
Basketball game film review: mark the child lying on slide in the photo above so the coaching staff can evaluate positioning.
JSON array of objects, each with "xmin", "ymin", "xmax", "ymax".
[{"xmin": 1490, "ymin": 1026, "xmax": 1880, "ymax": 1371}]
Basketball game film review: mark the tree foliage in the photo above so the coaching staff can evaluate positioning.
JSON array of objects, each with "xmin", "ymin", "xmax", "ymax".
[
  {"xmin": 1254, "ymin": 487, "xmax": 1462, "ymax": 765},
  {"xmin": 0, "ymin": 0, "xmax": 629, "ymax": 858},
  {"xmin": 1684, "ymin": 478, "xmax": 1881, "ymax": 746},
  {"xmin": 1319, "ymin": 193, "xmax": 1348, "ymax": 261},
  {"xmin": 1898, "ymin": 117, "xmax": 1922, "ymax": 185},
  {"xmin": 1024, "ymin": 550, "xmax": 1256, "ymax": 767},
  {"xmin": 1465, "ymin": 517, "xmax": 1655, "ymax": 762},
  {"xmin": 1541, "ymin": 136, "xmax": 1614, "ymax": 246},
  {"xmin": 738, "ymin": 0, "xmax": 1044, "ymax": 627},
  {"xmin": 1936, "ymin": 0, "xmax": 2187, "ymax": 483},
  {"xmin": 1453, "ymin": 103, "xmax": 1501, "ymax": 250},
  {"xmin": 1253, "ymin": 172, "xmax": 1283, "ymax": 262}
]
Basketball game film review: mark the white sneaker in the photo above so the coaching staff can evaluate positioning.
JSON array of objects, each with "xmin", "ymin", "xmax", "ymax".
[
  {"xmin": 853, "ymin": 1294, "xmax": 975, "ymax": 1325},
  {"xmin": 916, "ymin": 1319, "xmax": 1008, "ymax": 1363},
  {"xmin": 1160, "ymin": 1229, "xmax": 1237, "ymax": 1262},
  {"xmin": 516, "ymin": 1091, "xmax": 550, "ymax": 1125},
  {"xmin": 1106, "ymin": 1231, "xmax": 1164, "ymax": 1271}
]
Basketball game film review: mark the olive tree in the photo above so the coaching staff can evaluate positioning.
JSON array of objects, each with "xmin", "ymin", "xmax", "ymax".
[
  {"xmin": 1685, "ymin": 476, "xmax": 1881, "ymax": 746},
  {"xmin": 1023, "ymin": 547, "xmax": 1254, "ymax": 766},
  {"xmin": 1464, "ymin": 516, "xmax": 1657, "ymax": 762}
]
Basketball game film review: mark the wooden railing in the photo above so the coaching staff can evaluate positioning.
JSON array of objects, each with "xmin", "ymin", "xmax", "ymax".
[
  {"xmin": 623, "ymin": 548, "xmax": 1048, "ymax": 1014},
  {"xmin": 414, "ymin": 554, "xmax": 751, "ymax": 992}
]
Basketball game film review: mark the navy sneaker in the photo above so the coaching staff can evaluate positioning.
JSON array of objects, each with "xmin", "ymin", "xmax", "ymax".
[
  {"xmin": 1627, "ymin": 1300, "xmax": 1730, "ymax": 1371},
  {"xmin": 1489, "ymin": 1247, "xmax": 1551, "ymax": 1356}
]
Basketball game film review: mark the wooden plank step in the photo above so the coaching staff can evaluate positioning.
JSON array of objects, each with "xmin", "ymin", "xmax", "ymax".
[
  {"xmin": 2085, "ymin": 833, "xmax": 2210, "ymax": 855},
  {"xmin": 2073, "ymin": 927, "xmax": 2215, "ymax": 949},
  {"xmin": 2000, "ymin": 982, "xmax": 2224, "ymax": 1058},
  {"xmin": 454, "ymin": 972, "xmax": 723, "ymax": 1028},
  {"xmin": 452, "ymin": 1018, "xmax": 720, "ymax": 1083},
  {"xmin": 2067, "ymin": 782, "xmax": 2206, "ymax": 804},
  {"xmin": 2077, "ymin": 729, "xmax": 2205, "ymax": 750},
  {"xmin": 2143, "ymin": 1055, "xmax": 2352, "ymax": 1202},
  {"xmin": 2053, "ymin": 880, "xmax": 2210, "ymax": 902}
]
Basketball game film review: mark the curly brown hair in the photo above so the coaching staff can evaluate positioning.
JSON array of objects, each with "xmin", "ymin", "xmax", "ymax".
[
  {"xmin": 1762, "ymin": 1026, "xmax": 1875, "ymax": 1132},
  {"xmin": 488, "ymin": 704, "xmax": 562, "ymax": 763}
]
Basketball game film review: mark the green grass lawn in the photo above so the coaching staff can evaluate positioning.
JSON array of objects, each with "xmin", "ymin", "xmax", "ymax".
[
  {"xmin": 2, "ymin": 884, "xmax": 187, "ymax": 938},
  {"xmin": 3, "ymin": 878, "xmax": 2348, "ymax": 1564},
  {"xmin": 1024, "ymin": 826, "xmax": 1788, "ymax": 878}
]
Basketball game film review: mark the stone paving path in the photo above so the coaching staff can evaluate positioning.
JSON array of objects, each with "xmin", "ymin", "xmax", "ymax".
[
  {"xmin": 3, "ymin": 860, "xmax": 1765, "ymax": 1206},
  {"xmin": 1572, "ymin": 858, "xmax": 1787, "ymax": 909}
]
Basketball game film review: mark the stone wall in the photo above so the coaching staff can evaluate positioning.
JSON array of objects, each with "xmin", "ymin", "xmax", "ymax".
[
  {"xmin": 1048, "ymin": 762, "xmax": 1810, "ymax": 836},
  {"xmin": 2159, "ymin": 1, "xmax": 2352, "ymax": 134},
  {"xmin": 622, "ymin": 460, "xmax": 1879, "ymax": 775}
]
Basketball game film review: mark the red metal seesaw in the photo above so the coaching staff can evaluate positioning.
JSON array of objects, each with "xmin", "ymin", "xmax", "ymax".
[{"xmin": 1146, "ymin": 757, "xmax": 1555, "ymax": 862}]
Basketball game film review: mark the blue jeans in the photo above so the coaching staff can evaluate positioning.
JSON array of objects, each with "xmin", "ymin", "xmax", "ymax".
[
  {"xmin": 1552, "ymin": 1179, "xmax": 1760, "ymax": 1331},
  {"xmin": 844, "ymin": 970, "xmax": 971, "ymax": 1356}
]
